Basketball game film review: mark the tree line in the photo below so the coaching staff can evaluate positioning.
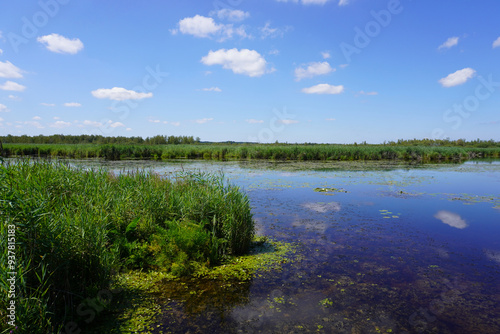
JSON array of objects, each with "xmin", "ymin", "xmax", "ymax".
[{"xmin": 0, "ymin": 134, "xmax": 201, "ymax": 145}]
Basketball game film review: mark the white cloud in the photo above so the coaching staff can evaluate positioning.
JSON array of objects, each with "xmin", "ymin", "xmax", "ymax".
[
  {"xmin": 126, "ymin": 128, "xmax": 132, "ymax": 131},
  {"xmin": 269, "ymin": 49, "xmax": 280, "ymax": 55},
  {"xmin": 321, "ymin": 51, "xmax": 331, "ymax": 59},
  {"xmin": 0, "ymin": 49, "xmax": 3, "ymax": 55},
  {"xmin": 53, "ymin": 117, "xmax": 60, "ymax": 120},
  {"xmin": 24, "ymin": 121, "xmax": 44, "ymax": 129},
  {"xmin": 295, "ymin": 61, "xmax": 334, "ymax": 81},
  {"xmin": 50, "ymin": 120, "xmax": 71, "ymax": 128},
  {"xmin": 33, "ymin": 116, "xmax": 42, "ymax": 120},
  {"xmin": 338, "ymin": 0, "xmax": 349, "ymax": 6},
  {"xmin": 37, "ymin": 34, "xmax": 84, "ymax": 54},
  {"xmin": 493, "ymin": 37, "xmax": 500, "ymax": 49},
  {"xmin": 91, "ymin": 87, "xmax": 153, "ymax": 101},
  {"xmin": 438, "ymin": 36, "xmax": 459, "ymax": 50},
  {"xmin": 0, "ymin": 104, "xmax": 8, "ymax": 112},
  {"xmin": 0, "ymin": 81, "xmax": 26, "ymax": 91},
  {"xmin": 434, "ymin": 210, "xmax": 468, "ymax": 229},
  {"xmin": 64, "ymin": 102, "xmax": 81, "ymax": 107},
  {"xmin": 339, "ymin": 63, "xmax": 349, "ymax": 68},
  {"xmin": 302, "ymin": 83, "xmax": 344, "ymax": 94},
  {"xmin": 245, "ymin": 119, "xmax": 264, "ymax": 124},
  {"xmin": 325, "ymin": 118, "xmax": 336, "ymax": 121},
  {"xmin": 0, "ymin": 117, "xmax": 3, "ymax": 121},
  {"xmin": 201, "ymin": 48, "xmax": 273, "ymax": 77},
  {"xmin": 195, "ymin": 118, "xmax": 214, "ymax": 124},
  {"xmin": 83, "ymin": 120, "xmax": 103, "ymax": 127},
  {"xmin": 41, "ymin": 103, "xmax": 56, "ymax": 107},
  {"xmin": 110, "ymin": 122, "xmax": 125, "ymax": 128},
  {"xmin": 279, "ymin": 119, "xmax": 299, "ymax": 124},
  {"xmin": 0, "ymin": 61, "xmax": 23, "ymax": 78},
  {"xmin": 174, "ymin": 15, "xmax": 247, "ymax": 40},
  {"xmin": 170, "ymin": 121, "xmax": 181, "ymax": 126},
  {"xmin": 439, "ymin": 68, "xmax": 476, "ymax": 87},
  {"xmin": 358, "ymin": 90, "xmax": 378, "ymax": 96},
  {"xmin": 8, "ymin": 95, "xmax": 21, "ymax": 101},
  {"xmin": 211, "ymin": 9, "xmax": 249, "ymax": 22},
  {"xmin": 260, "ymin": 22, "xmax": 291, "ymax": 39},
  {"xmin": 201, "ymin": 87, "xmax": 222, "ymax": 92},
  {"xmin": 148, "ymin": 119, "xmax": 161, "ymax": 123},
  {"xmin": 177, "ymin": 15, "xmax": 222, "ymax": 38}
]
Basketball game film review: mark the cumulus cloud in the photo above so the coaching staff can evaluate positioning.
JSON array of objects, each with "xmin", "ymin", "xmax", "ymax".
[
  {"xmin": 25, "ymin": 121, "xmax": 44, "ymax": 129},
  {"xmin": 245, "ymin": 119, "xmax": 264, "ymax": 124},
  {"xmin": 434, "ymin": 210, "xmax": 468, "ymax": 229},
  {"xmin": 302, "ymin": 83, "xmax": 344, "ymax": 94},
  {"xmin": 83, "ymin": 120, "xmax": 103, "ymax": 127},
  {"xmin": 325, "ymin": 118, "xmax": 336, "ymax": 121},
  {"xmin": 37, "ymin": 34, "xmax": 84, "ymax": 54},
  {"xmin": 0, "ymin": 61, "xmax": 23, "ymax": 78},
  {"xmin": 260, "ymin": 22, "xmax": 291, "ymax": 39},
  {"xmin": 33, "ymin": 116, "xmax": 42, "ymax": 120},
  {"xmin": 195, "ymin": 118, "xmax": 214, "ymax": 124},
  {"xmin": 0, "ymin": 49, "xmax": 3, "ymax": 55},
  {"xmin": 40, "ymin": 103, "xmax": 56, "ymax": 107},
  {"xmin": 439, "ymin": 68, "xmax": 476, "ymax": 87},
  {"xmin": 279, "ymin": 119, "xmax": 299, "ymax": 124},
  {"xmin": 110, "ymin": 121, "xmax": 125, "ymax": 128},
  {"xmin": 321, "ymin": 51, "xmax": 331, "ymax": 59},
  {"xmin": 50, "ymin": 120, "xmax": 71, "ymax": 128},
  {"xmin": 91, "ymin": 87, "xmax": 153, "ymax": 101},
  {"xmin": 493, "ymin": 37, "xmax": 500, "ymax": 49},
  {"xmin": 438, "ymin": 36, "xmax": 459, "ymax": 50},
  {"xmin": 0, "ymin": 81, "xmax": 26, "ymax": 91},
  {"xmin": 295, "ymin": 61, "xmax": 334, "ymax": 81},
  {"xmin": 358, "ymin": 90, "xmax": 378, "ymax": 96},
  {"xmin": 64, "ymin": 102, "xmax": 81, "ymax": 107},
  {"xmin": 0, "ymin": 104, "xmax": 8, "ymax": 112},
  {"xmin": 210, "ymin": 9, "xmax": 249, "ymax": 21},
  {"xmin": 200, "ymin": 87, "xmax": 222, "ymax": 92},
  {"xmin": 201, "ymin": 48, "xmax": 273, "ymax": 77},
  {"xmin": 173, "ymin": 15, "xmax": 247, "ymax": 41}
]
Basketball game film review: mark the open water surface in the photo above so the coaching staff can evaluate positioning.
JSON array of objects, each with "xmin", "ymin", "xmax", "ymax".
[{"xmin": 72, "ymin": 159, "xmax": 500, "ymax": 333}]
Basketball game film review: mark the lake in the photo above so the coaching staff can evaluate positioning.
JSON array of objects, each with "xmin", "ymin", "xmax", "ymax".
[{"xmin": 74, "ymin": 159, "xmax": 500, "ymax": 333}]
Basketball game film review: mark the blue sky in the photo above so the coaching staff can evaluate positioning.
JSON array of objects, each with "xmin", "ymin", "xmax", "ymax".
[{"xmin": 0, "ymin": 0, "xmax": 499, "ymax": 143}]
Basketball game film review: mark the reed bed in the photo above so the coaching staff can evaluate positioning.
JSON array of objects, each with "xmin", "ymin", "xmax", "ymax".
[
  {"xmin": 2, "ymin": 143, "xmax": 500, "ymax": 162},
  {"xmin": 0, "ymin": 159, "xmax": 253, "ymax": 333}
]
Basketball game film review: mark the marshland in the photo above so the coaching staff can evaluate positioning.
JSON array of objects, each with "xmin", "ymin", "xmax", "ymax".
[{"xmin": 1, "ymin": 138, "xmax": 500, "ymax": 332}]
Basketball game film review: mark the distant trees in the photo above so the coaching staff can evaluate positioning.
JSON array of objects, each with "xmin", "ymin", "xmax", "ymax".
[{"xmin": 0, "ymin": 134, "xmax": 201, "ymax": 145}]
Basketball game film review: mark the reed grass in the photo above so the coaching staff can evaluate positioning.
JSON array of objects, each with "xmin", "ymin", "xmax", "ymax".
[
  {"xmin": 2, "ymin": 143, "xmax": 500, "ymax": 162},
  {"xmin": 0, "ymin": 159, "xmax": 253, "ymax": 333}
]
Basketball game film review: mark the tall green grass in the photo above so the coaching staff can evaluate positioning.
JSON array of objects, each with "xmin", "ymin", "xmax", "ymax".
[
  {"xmin": 2, "ymin": 143, "xmax": 500, "ymax": 162},
  {"xmin": 0, "ymin": 159, "xmax": 253, "ymax": 333}
]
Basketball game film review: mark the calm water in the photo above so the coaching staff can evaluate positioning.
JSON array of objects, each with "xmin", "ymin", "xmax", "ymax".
[{"xmin": 75, "ymin": 159, "xmax": 500, "ymax": 333}]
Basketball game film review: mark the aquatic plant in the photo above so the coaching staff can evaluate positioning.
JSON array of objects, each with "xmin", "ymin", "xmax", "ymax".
[{"xmin": 0, "ymin": 159, "xmax": 253, "ymax": 333}]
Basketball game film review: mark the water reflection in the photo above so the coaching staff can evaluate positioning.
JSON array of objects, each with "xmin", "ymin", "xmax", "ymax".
[
  {"xmin": 302, "ymin": 202, "xmax": 341, "ymax": 213},
  {"xmin": 433, "ymin": 210, "xmax": 468, "ymax": 229}
]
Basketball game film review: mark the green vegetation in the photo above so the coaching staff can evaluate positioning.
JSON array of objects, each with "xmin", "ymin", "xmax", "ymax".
[
  {"xmin": 2, "ymin": 142, "xmax": 500, "ymax": 162},
  {"xmin": 0, "ymin": 159, "xmax": 254, "ymax": 333}
]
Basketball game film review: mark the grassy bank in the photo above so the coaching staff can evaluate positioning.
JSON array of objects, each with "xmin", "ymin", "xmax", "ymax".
[
  {"xmin": 0, "ymin": 159, "xmax": 254, "ymax": 333},
  {"xmin": 2, "ymin": 143, "xmax": 500, "ymax": 162}
]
